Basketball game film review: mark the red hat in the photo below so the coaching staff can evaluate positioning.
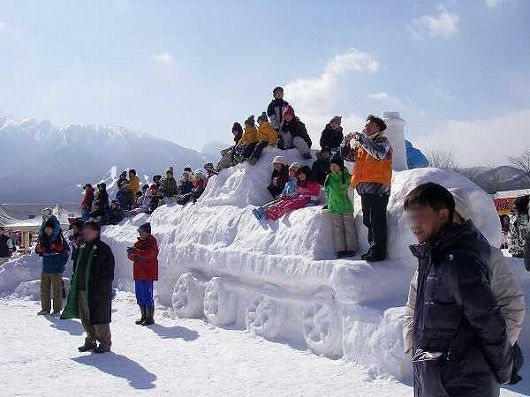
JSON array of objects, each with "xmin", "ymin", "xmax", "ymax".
[{"xmin": 283, "ymin": 105, "xmax": 295, "ymax": 118}]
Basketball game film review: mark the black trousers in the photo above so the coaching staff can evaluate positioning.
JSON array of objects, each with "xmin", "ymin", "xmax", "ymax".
[
  {"xmin": 249, "ymin": 141, "xmax": 268, "ymax": 161},
  {"xmin": 360, "ymin": 193, "xmax": 389, "ymax": 256}
]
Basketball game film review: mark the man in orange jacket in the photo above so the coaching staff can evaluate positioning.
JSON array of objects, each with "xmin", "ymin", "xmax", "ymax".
[
  {"xmin": 343, "ymin": 115, "xmax": 392, "ymax": 262},
  {"xmin": 127, "ymin": 222, "xmax": 159, "ymax": 326}
]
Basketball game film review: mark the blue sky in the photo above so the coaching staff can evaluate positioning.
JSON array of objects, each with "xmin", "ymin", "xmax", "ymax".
[{"xmin": 0, "ymin": 0, "xmax": 529, "ymax": 166}]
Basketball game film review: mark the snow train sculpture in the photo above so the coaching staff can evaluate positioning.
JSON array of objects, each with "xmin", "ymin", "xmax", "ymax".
[{"xmin": 103, "ymin": 148, "xmax": 501, "ymax": 377}]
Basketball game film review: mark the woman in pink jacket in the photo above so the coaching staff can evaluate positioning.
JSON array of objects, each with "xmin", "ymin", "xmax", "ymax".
[{"xmin": 264, "ymin": 166, "xmax": 321, "ymax": 221}]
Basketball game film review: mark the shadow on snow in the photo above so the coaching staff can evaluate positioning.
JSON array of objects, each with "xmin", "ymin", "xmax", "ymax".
[
  {"xmin": 148, "ymin": 323, "xmax": 199, "ymax": 341},
  {"xmin": 73, "ymin": 353, "xmax": 157, "ymax": 390}
]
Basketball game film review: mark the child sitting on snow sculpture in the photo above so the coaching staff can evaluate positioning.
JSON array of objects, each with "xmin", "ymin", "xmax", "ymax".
[
  {"xmin": 248, "ymin": 112, "xmax": 279, "ymax": 165},
  {"xmin": 267, "ymin": 156, "xmax": 290, "ymax": 199},
  {"xmin": 254, "ymin": 162, "xmax": 302, "ymax": 220},
  {"xmin": 255, "ymin": 165, "xmax": 320, "ymax": 221},
  {"xmin": 177, "ymin": 170, "xmax": 207, "ymax": 205},
  {"xmin": 324, "ymin": 153, "xmax": 358, "ymax": 258},
  {"xmin": 177, "ymin": 167, "xmax": 194, "ymax": 196},
  {"xmin": 217, "ymin": 117, "xmax": 258, "ymax": 170}
]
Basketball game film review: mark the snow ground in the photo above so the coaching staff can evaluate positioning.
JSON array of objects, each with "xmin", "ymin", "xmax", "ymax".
[{"xmin": 0, "ymin": 293, "xmax": 527, "ymax": 397}]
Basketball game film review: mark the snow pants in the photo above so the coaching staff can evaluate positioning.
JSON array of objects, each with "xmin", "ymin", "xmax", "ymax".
[
  {"xmin": 330, "ymin": 212, "xmax": 358, "ymax": 253},
  {"xmin": 279, "ymin": 133, "xmax": 310, "ymax": 156},
  {"xmin": 360, "ymin": 193, "xmax": 389, "ymax": 257},
  {"xmin": 135, "ymin": 280, "xmax": 154, "ymax": 307},
  {"xmin": 40, "ymin": 272, "xmax": 63, "ymax": 313},
  {"xmin": 264, "ymin": 197, "xmax": 310, "ymax": 221},
  {"xmin": 249, "ymin": 141, "xmax": 268, "ymax": 162},
  {"xmin": 78, "ymin": 290, "xmax": 111, "ymax": 349}
]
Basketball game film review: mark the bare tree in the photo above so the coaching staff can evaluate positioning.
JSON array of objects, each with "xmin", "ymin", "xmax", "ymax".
[
  {"xmin": 427, "ymin": 148, "xmax": 457, "ymax": 170},
  {"xmin": 509, "ymin": 149, "xmax": 530, "ymax": 177}
]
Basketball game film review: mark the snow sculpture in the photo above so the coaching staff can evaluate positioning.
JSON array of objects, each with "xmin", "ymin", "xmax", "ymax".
[{"xmin": 382, "ymin": 111, "xmax": 408, "ymax": 171}]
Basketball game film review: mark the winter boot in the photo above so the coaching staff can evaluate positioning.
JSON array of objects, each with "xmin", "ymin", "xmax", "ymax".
[
  {"xmin": 135, "ymin": 305, "xmax": 146, "ymax": 325},
  {"xmin": 142, "ymin": 306, "xmax": 155, "ymax": 326},
  {"xmin": 78, "ymin": 342, "xmax": 97, "ymax": 352},
  {"xmin": 337, "ymin": 251, "xmax": 347, "ymax": 259},
  {"xmin": 94, "ymin": 345, "xmax": 111, "ymax": 354},
  {"xmin": 37, "ymin": 310, "xmax": 50, "ymax": 316}
]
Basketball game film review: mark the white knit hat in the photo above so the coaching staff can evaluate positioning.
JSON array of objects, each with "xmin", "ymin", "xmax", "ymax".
[
  {"xmin": 271, "ymin": 156, "xmax": 287, "ymax": 166},
  {"xmin": 449, "ymin": 188, "xmax": 473, "ymax": 221}
]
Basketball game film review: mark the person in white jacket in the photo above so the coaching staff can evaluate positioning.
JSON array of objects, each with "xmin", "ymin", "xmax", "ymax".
[{"xmin": 403, "ymin": 188, "xmax": 526, "ymax": 354}]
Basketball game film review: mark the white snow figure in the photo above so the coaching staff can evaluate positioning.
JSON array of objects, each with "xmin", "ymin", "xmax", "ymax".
[{"xmin": 382, "ymin": 111, "xmax": 408, "ymax": 171}]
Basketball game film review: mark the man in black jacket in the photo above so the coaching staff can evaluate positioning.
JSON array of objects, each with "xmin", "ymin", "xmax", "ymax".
[
  {"xmin": 266, "ymin": 86, "xmax": 289, "ymax": 130},
  {"xmin": 62, "ymin": 221, "xmax": 115, "ymax": 353},
  {"xmin": 404, "ymin": 182, "xmax": 513, "ymax": 397}
]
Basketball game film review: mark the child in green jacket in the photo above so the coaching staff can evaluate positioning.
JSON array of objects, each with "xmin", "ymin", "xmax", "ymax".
[{"xmin": 324, "ymin": 153, "xmax": 358, "ymax": 258}]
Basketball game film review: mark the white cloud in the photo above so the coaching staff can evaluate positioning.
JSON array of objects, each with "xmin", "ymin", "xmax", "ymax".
[
  {"xmin": 152, "ymin": 51, "xmax": 174, "ymax": 65},
  {"xmin": 485, "ymin": 0, "xmax": 516, "ymax": 8},
  {"xmin": 282, "ymin": 50, "xmax": 378, "ymax": 140},
  {"xmin": 417, "ymin": 108, "xmax": 530, "ymax": 166},
  {"xmin": 284, "ymin": 49, "xmax": 378, "ymax": 138},
  {"xmin": 409, "ymin": 6, "xmax": 459, "ymax": 39},
  {"xmin": 0, "ymin": 21, "xmax": 7, "ymax": 30},
  {"xmin": 368, "ymin": 92, "xmax": 405, "ymax": 108}
]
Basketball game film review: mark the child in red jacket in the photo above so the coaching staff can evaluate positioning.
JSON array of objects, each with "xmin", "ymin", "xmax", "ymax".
[{"xmin": 127, "ymin": 222, "xmax": 159, "ymax": 326}]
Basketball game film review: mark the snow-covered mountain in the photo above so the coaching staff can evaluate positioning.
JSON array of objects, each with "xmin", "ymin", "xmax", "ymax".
[
  {"xmin": 0, "ymin": 115, "xmax": 209, "ymax": 203},
  {"xmin": 461, "ymin": 165, "xmax": 530, "ymax": 194}
]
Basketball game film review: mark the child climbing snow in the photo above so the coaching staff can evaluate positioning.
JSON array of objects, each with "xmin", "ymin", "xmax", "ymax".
[
  {"xmin": 324, "ymin": 153, "xmax": 358, "ymax": 258},
  {"xmin": 255, "ymin": 165, "xmax": 320, "ymax": 221},
  {"xmin": 267, "ymin": 156, "xmax": 290, "ymax": 199}
]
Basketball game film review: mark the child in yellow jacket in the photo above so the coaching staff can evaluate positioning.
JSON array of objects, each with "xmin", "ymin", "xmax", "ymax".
[
  {"xmin": 248, "ymin": 112, "xmax": 279, "ymax": 165},
  {"xmin": 233, "ymin": 115, "xmax": 258, "ymax": 163}
]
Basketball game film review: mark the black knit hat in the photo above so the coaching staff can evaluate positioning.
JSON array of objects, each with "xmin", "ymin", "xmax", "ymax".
[
  {"xmin": 329, "ymin": 152, "xmax": 344, "ymax": 169},
  {"xmin": 232, "ymin": 122, "xmax": 243, "ymax": 135},
  {"xmin": 138, "ymin": 222, "xmax": 151, "ymax": 235},
  {"xmin": 245, "ymin": 115, "xmax": 255, "ymax": 126},
  {"xmin": 257, "ymin": 112, "xmax": 268, "ymax": 123},
  {"xmin": 273, "ymin": 86, "xmax": 284, "ymax": 95}
]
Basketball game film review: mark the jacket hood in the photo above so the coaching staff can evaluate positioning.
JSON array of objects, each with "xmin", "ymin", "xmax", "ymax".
[{"xmin": 410, "ymin": 220, "xmax": 490, "ymax": 264}]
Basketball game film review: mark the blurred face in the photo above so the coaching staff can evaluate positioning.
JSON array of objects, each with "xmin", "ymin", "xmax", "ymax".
[
  {"xmin": 273, "ymin": 163, "xmax": 283, "ymax": 171},
  {"xmin": 330, "ymin": 163, "xmax": 341, "ymax": 173},
  {"xmin": 274, "ymin": 90, "xmax": 284, "ymax": 99},
  {"xmin": 364, "ymin": 120, "xmax": 379, "ymax": 136},
  {"xmin": 289, "ymin": 167, "xmax": 298, "ymax": 178},
  {"xmin": 166, "ymin": 172, "xmax": 173, "ymax": 178},
  {"xmin": 331, "ymin": 121, "xmax": 340, "ymax": 130},
  {"xmin": 298, "ymin": 172, "xmax": 307, "ymax": 182},
  {"xmin": 320, "ymin": 151, "xmax": 331, "ymax": 160},
  {"xmin": 83, "ymin": 226, "xmax": 99, "ymax": 242},
  {"xmin": 284, "ymin": 113, "xmax": 293, "ymax": 122},
  {"xmin": 0, "ymin": 228, "xmax": 5, "ymax": 235},
  {"xmin": 405, "ymin": 204, "xmax": 450, "ymax": 244},
  {"xmin": 138, "ymin": 230, "xmax": 150, "ymax": 240}
]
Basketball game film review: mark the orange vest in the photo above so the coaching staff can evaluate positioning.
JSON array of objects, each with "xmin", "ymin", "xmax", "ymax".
[{"xmin": 351, "ymin": 145, "xmax": 393, "ymax": 188}]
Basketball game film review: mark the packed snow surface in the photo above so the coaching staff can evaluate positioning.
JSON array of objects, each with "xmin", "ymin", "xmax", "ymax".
[{"xmin": 0, "ymin": 293, "xmax": 527, "ymax": 397}]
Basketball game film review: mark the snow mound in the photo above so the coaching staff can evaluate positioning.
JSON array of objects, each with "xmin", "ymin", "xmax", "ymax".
[{"xmin": 97, "ymin": 149, "xmax": 503, "ymax": 378}]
